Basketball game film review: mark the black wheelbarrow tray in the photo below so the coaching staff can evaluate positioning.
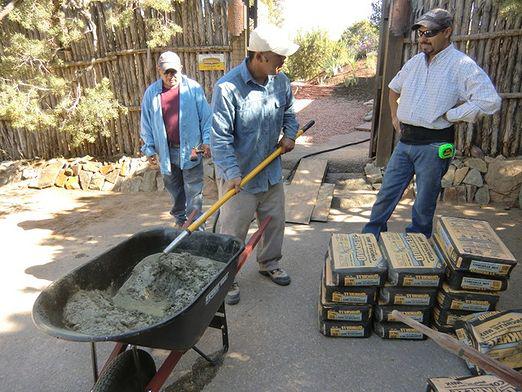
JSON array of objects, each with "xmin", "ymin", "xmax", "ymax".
[{"xmin": 32, "ymin": 218, "xmax": 270, "ymax": 392}]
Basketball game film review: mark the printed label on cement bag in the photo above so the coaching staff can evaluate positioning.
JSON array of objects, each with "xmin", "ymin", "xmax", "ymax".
[
  {"xmin": 331, "ymin": 233, "xmax": 382, "ymax": 269},
  {"xmin": 344, "ymin": 274, "xmax": 381, "ymax": 286},
  {"xmin": 468, "ymin": 311, "xmax": 522, "ymax": 351},
  {"xmin": 403, "ymin": 275, "xmax": 440, "ymax": 287},
  {"xmin": 440, "ymin": 217, "xmax": 516, "ymax": 263},
  {"xmin": 435, "ymin": 221, "xmax": 458, "ymax": 262},
  {"xmin": 381, "ymin": 232, "xmax": 439, "ymax": 268},
  {"xmin": 331, "ymin": 326, "xmax": 365, "ymax": 337},
  {"xmin": 327, "ymin": 310, "xmax": 363, "ymax": 321},
  {"xmin": 461, "ymin": 277, "xmax": 503, "ymax": 291},
  {"xmin": 428, "ymin": 375, "xmax": 518, "ymax": 392},
  {"xmin": 388, "ymin": 311, "xmax": 423, "ymax": 323},
  {"xmin": 332, "ymin": 292, "xmax": 368, "ymax": 304},
  {"xmin": 469, "ymin": 260, "xmax": 511, "ymax": 276},
  {"xmin": 389, "ymin": 330, "xmax": 424, "ymax": 339},
  {"xmin": 395, "ymin": 294, "xmax": 431, "ymax": 306},
  {"xmin": 449, "ymin": 299, "xmax": 491, "ymax": 311}
]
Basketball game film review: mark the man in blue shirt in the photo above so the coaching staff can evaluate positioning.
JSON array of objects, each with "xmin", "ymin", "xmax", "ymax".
[
  {"xmin": 211, "ymin": 24, "xmax": 300, "ymax": 305},
  {"xmin": 140, "ymin": 51, "xmax": 212, "ymax": 227}
]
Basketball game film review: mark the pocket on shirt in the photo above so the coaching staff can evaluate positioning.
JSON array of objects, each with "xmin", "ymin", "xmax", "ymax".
[{"xmin": 273, "ymin": 95, "xmax": 285, "ymax": 127}]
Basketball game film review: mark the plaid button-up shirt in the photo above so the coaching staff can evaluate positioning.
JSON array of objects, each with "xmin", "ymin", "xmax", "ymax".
[{"xmin": 389, "ymin": 44, "xmax": 501, "ymax": 129}]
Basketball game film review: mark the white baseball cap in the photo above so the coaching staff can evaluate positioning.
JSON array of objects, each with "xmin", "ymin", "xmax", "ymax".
[
  {"xmin": 247, "ymin": 24, "xmax": 299, "ymax": 57},
  {"xmin": 158, "ymin": 51, "xmax": 182, "ymax": 72}
]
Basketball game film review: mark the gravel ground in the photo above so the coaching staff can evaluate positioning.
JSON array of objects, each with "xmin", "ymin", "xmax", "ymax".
[{"xmin": 294, "ymin": 96, "xmax": 369, "ymax": 145}]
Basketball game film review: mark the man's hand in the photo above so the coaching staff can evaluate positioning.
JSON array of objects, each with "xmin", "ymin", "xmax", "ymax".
[
  {"xmin": 201, "ymin": 144, "xmax": 211, "ymax": 158},
  {"xmin": 392, "ymin": 117, "xmax": 401, "ymax": 134},
  {"xmin": 225, "ymin": 177, "xmax": 242, "ymax": 193},
  {"xmin": 147, "ymin": 154, "xmax": 158, "ymax": 166},
  {"xmin": 278, "ymin": 136, "xmax": 295, "ymax": 154}
]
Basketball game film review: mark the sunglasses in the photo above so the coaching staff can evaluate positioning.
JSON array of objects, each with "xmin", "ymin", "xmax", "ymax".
[{"xmin": 417, "ymin": 29, "xmax": 443, "ymax": 38}]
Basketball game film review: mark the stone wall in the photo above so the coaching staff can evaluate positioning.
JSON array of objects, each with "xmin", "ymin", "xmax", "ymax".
[
  {"xmin": 1, "ymin": 156, "xmax": 218, "ymax": 200},
  {"xmin": 364, "ymin": 156, "xmax": 522, "ymax": 208}
]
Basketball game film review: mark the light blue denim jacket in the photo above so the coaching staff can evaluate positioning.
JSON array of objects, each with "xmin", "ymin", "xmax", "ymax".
[
  {"xmin": 140, "ymin": 76, "xmax": 212, "ymax": 174},
  {"xmin": 210, "ymin": 59, "xmax": 299, "ymax": 194}
]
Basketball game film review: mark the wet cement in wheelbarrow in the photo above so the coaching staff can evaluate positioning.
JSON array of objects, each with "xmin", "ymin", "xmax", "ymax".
[{"xmin": 63, "ymin": 252, "xmax": 223, "ymax": 336}]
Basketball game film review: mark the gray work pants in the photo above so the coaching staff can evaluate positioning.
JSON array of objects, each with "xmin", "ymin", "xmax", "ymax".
[{"xmin": 217, "ymin": 179, "xmax": 285, "ymax": 272}]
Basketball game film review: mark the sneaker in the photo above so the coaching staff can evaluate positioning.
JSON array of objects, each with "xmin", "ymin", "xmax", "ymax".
[
  {"xmin": 258, "ymin": 268, "xmax": 291, "ymax": 286},
  {"xmin": 225, "ymin": 282, "xmax": 240, "ymax": 305}
]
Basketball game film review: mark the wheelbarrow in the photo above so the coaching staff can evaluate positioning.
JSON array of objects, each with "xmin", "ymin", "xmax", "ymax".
[{"xmin": 32, "ymin": 217, "xmax": 271, "ymax": 391}]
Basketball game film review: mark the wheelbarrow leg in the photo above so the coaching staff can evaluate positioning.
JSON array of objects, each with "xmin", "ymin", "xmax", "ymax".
[
  {"xmin": 192, "ymin": 302, "xmax": 229, "ymax": 365},
  {"xmin": 90, "ymin": 342, "xmax": 98, "ymax": 383}
]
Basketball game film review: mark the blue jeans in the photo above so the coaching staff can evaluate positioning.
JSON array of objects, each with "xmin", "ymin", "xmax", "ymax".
[
  {"xmin": 163, "ymin": 147, "xmax": 203, "ymax": 224},
  {"xmin": 362, "ymin": 141, "xmax": 450, "ymax": 239}
]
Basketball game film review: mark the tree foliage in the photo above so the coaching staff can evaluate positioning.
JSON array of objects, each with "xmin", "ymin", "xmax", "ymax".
[
  {"xmin": 260, "ymin": 0, "xmax": 285, "ymax": 27},
  {"xmin": 0, "ymin": 0, "xmax": 182, "ymax": 147},
  {"xmin": 497, "ymin": 0, "xmax": 522, "ymax": 15},
  {"xmin": 340, "ymin": 20, "xmax": 379, "ymax": 60},
  {"xmin": 283, "ymin": 30, "xmax": 352, "ymax": 82}
]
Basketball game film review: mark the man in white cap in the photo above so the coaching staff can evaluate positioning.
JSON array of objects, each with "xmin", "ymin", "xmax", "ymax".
[
  {"xmin": 211, "ymin": 24, "xmax": 300, "ymax": 305},
  {"xmin": 140, "ymin": 51, "xmax": 212, "ymax": 227},
  {"xmin": 362, "ymin": 9, "xmax": 501, "ymax": 239}
]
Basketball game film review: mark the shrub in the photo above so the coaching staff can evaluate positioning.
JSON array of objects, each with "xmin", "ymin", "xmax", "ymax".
[
  {"xmin": 284, "ymin": 30, "xmax": 352, "ymax": 82},
  {"xmin": 340, "ymin": 20, "xmax": 379, "ymax": 60}
]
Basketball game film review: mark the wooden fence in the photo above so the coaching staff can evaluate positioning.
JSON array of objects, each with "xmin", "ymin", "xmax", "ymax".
[
  {"xmin": 372, "ymin": 0, "xmax": 521, "ymax": 164},
  {"xmin": 0, "ymin": 0, "xmax": 237, "ymax": 160}
]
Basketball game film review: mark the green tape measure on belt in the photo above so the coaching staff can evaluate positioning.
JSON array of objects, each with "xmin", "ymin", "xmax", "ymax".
[{"xmin": 438, "ymin": 143, "xmax": 455, "ymax": 159}]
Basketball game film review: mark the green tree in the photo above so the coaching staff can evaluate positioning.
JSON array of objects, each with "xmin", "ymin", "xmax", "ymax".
[
  {"xmin": 497, "ymin": 0, "xmax": 522, "ymax": 15},
  {"xmin": 340, "ymin": 20, "xmax": 379, "ymax": 60},
  {"xmin": 284, "ymin": 30, "xmax": 351, "ymax": 81},
  {"xmin": 0, "ymin": 0, "xmax": 182, "ymax": 147},
  {"xmin": 260, "ymin": 0, "xmax": 285, "ymax": 27}
]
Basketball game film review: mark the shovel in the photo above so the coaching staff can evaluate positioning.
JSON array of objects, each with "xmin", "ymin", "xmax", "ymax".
[{"xmin": 163, "ymin": 119, "xmax": 316, "ymax": 254}]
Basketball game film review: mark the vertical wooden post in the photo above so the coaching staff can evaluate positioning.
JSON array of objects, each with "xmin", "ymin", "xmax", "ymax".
[
  {"xmin": 228, "ymin": 0, "xmax": 247, "ymax": 68},
  {"xmin": 374, "ymin": 0, "xmax": 410, "ymax": 167},
  {"xmin": 370, "ymin": 0, "xmax": 390, "ymax": 158}
]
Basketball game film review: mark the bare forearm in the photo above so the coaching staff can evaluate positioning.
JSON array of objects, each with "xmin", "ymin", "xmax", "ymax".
[
  {"xmin": 389, "ymin": 89, "xmax": 401, "ymax": 132},
  {"xmin": 389, "ymin": 90, "xmax": 400, "ymax": 120}
]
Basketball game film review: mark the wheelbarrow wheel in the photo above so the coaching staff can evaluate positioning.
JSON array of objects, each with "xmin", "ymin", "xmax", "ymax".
[{"xmin": 92, "ymin": 349, "xmax": 156, "ymax": 392}]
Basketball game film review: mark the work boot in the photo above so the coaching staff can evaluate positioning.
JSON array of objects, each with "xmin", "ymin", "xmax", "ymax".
[
  {"xmin": 259, "ymin": 268, "xmax": 291, "ymax": 286},
  {"xmin": 225, "ymin": 281, "xmax": 240, "ymax": 305}
]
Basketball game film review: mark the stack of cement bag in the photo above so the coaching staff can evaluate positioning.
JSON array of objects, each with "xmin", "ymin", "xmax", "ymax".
[
  {"xmin": 453, "ymin": 310, "xmax": 522, "ymax": 375},
  {"xmin": 374, "ymin": 233, "xmax": 445, "ymax": 340},
  {"xmin": 319, "ymin": 233, "xmax": 387, "ymax": 338},
  {"xmin": 432, "ymin": 216, "xmax": 517, "ymax": 332}
]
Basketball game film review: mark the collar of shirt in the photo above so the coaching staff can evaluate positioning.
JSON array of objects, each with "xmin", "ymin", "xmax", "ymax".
[
  {"xmin": 424, "ymin": 43, "xmax": 455, "ymax": 65},
  {"xmin": 239, "ymin": 58, "xmax": 274, "ymax": 88}
]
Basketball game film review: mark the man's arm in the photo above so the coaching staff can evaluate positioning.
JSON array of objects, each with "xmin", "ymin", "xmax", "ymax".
[
  {"xmin": 280, "ymin": 76, "xmax": 299, "ymax": 153},
  {"xmin": 211, "ymin": 84, "xmax": 241, "ymax": 191},
  {"xmin": 139, "ymin": 90, "xmax": 158, "ymax": 165},
  {"xmin": 194, "ymin": 83, "xmax": 212, "ymax": 158},
  {"xmin": 389, "ymin": 89, "xmax": 401, "ymax": 133},
  {"xmin": 445, "ymin": 62, "xmax": 502, "ymax": 123}
]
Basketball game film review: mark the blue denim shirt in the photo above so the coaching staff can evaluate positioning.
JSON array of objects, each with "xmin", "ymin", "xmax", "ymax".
[
  {"xmin": 211, "ymin": 59, "xmax": 299, "ymax": 194},
  {"xmin": 140, "ymin": 76, "xmax": 212, "ymax": 174}
]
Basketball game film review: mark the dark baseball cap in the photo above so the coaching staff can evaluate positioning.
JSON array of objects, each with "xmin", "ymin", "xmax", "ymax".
[{"xmin": 412, "ymin": 8, "xmax": 453, "ymax": 31}]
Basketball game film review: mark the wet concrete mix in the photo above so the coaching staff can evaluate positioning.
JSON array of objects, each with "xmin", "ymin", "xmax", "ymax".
[{"xmin": 63, "ymin": 252, "xmax": 223, "ymax": 336}]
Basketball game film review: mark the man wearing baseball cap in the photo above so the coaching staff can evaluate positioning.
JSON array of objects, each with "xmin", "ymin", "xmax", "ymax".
[
  {"xmin": 140, "ymin": 51, "xmax": 212, "ymax": 227},
  {"xmin": 362, "ymin": 8, "xmax": 501, "ymax": 239},
  {"xmin": 211, "ymin": 24, "xmax": 299, "ymax": 305}
]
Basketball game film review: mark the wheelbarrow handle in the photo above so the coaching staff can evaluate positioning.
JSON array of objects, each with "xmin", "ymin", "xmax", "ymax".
[{"xmin": 163, "ymin": 120, "xmax": 315, "ymax": 254}]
